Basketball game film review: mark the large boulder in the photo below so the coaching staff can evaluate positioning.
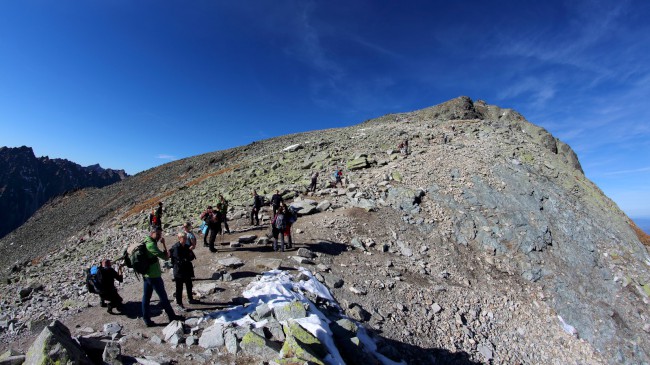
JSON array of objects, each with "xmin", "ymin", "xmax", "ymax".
[
  {"xmin": 24, "ymin": 320, "xmax": 92, "ymax": 365},
  {"xmin": 240, "ymin": 331, "xmax": 281, "ymax": 359}
]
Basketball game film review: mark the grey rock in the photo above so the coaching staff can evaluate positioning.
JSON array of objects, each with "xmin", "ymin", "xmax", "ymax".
[
  {"xmin": 292, "ymin": 256, "xmax": 313, "ymax": 265},
  {"xmin": 239, "ymin": 331, "xmax": 281, "ymax": 359},
  {"xmin": 431, "ymin": 303, "xmax": 442, "ymax": 314},
  {"xmin": 24, "ymin": 320, "xmax": 92, "ymax": 364},
  {"xmin": 194, "ymin": 283, "xmax": 219, "ymax": 295},
  {"xmin": 162, "ymin": 320, "xmax": 183, "ymax": 342},
  {"xmin": 198, "ymin": 322, "xmax": 225, "ymax": 349},
  {"xmin": 477, "ymin": 344, "xmax": 493, "ymax": 361},
  {"xmin": 102, "ymin": 341, "xmax": 121, "ymax": 365},
  {"xmin": 273, "ymin": 301, "xmax": 308, "ymax": 322},
  {"xmin": 168, "ymin": 334, "xmax": 184, "ymax": 346},
  {"xmin": 316, "ymin": 200, "xmax": 331, "ymax": 212},
  {"xmin": 348, "ymin": 304, "xmax": 371, "ymax": 322},
  {"xmin": 218, "ymin": 257, "xmax": 244, "ymax": 268},
  {"xmin": 185, "ymin": 335, "xmax": 197, "ymax": 346},
  {"xmin": 150, "ymin": 335, "xmax": 162, "ymax": 344},
  {"xmin": 322, "ymin": 273, "xmax": 344, "ymax": 288},
  {"xmin": 224, "ymin": 329, "xmax": 239, "ymax": 354},
  {"xmin": 103, "ymin": 322, "xmax": 122, "ymax": 335},
  {"xmin": 297, "ymin": 248, "xmax": 315, "ymax": 258}
]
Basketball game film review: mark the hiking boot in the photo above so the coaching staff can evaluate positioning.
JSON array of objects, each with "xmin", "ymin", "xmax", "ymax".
[
  {"xmin": 100, "ymin": 301, "xmax": 107, "ymax": 308},
  {"xmin": 189, "ymin": 299, "xmax": 199, "ymax": 304},
  {"xmin": 169, "ymin": 314, "xmax": 185, "ymax": 322},
  {"xmin": 143, "ymin": 319, "xmax": 155, "ymax": 327}
]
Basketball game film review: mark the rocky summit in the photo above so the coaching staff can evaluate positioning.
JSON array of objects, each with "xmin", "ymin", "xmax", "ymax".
[{"xmin": 0, "ymin": 96, "xmax": 649, "ymax": 364}]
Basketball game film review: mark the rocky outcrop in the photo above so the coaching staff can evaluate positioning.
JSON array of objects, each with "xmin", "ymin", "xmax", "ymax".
[{"xmin": 0, "ymin": 146, "xmax": 127, "ymax": 238}]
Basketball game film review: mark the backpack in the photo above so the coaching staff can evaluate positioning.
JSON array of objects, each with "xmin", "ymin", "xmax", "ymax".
[
  {"xmin": 287, "ymin": 206, "xmax": 298, "ymax": 224},
  {"xmin": 86, "ymin": 266, "xmax": 103, "ymax": 294},
  {"xmin": 125, "ymin": 242, "xmax": 151, "ymax": 275},
  {"xmin": 274, "ymin": 213, "xmax": 286, "ymax": 230}
]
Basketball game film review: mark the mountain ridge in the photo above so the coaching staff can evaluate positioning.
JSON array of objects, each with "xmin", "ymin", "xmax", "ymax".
[{"xmin": 0, "ymin": 96, "xmax": 648, "ymax": 364}]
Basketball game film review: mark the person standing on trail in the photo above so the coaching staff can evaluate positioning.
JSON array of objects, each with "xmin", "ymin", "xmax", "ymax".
[
  {"xmin": 217, "ymin": 194, "xmax": 230, "ymax": 234},
  {"xmin": 309, "ymin": 171, "xmax": 319, "ymax": 193},
  {"xmin": 155, "ymin": 202, "xmax": 164, "ymax": 226},
  {"xmin": 334, "ymin": 167, "xmax": 344, "ymax": 187},
  {"xmin": 271, "ymin": 190, "xmax": 283, "ymax": 216},
  {"xmin": 280, "ymin": 201, "xmax": 295, "ymax": 249},
  {"xmin": 170, "ymin": 232, "xmax": 196, "ymax": 309},
  {"xmin": 204, "ymin": 207, "xmax": 222, "ymax": 253},
  {"xmin": 99, "ymin": 259, "xmax": 123, "ymax": 314},
  {"xmin": 200, "ymin": 206, "xmax": 214, "ymax": 247},
  {"xmin": 182, "ymin": 222, "xmax": 197, "ymax": 250},
  {"xmin": 271, "ymin": 205, "xmax": 286, "ymax": 252},
  {"xmin": 251, "ymin": 190, "xmax": 262, "ymax": 226},
  {"xmin": 141, "ymin": 227, "xmax": 182, "ymax": 327}
]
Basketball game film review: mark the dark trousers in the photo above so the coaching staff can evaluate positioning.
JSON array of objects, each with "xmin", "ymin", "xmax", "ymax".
[
  {"xmin": 142, "ymin": 277, "xmax": 175, "ymax": 323},
  {"xmin": 209, "ymin": 224, "xmax": 221, "ymax": 251},
  {"xmin": 251, "ymin": 208, "xmax": 259, "ymax": 225},
  {"xmin": 101, "ymin": 289, "xmax": 123, "ymax": 310},
  {"xmin": 222, "ymin": 216, "xmax": 230, "ymax": 233},
  {"xmin": 174, "ymin": 278, "xmax": 193, "ymax": 306},
  {"xmin": 203, "ymin": 227, "xmax": 210, "ymax": 246},
  {"xmin": 309, "ymin": 178, "xmax": 317, "ymax": 192}
]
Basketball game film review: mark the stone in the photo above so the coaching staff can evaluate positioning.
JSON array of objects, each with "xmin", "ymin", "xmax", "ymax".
[
  {"xmin": 238, "ymin": 235, "xmax": 258, "ymax": 243},
  {"xmin": 198, "ymin": 323, "xmax": 225, "ymax": 349},
  {"xmin": 273, "ymin": 301, "xmax": 308, "ymax": 322},
  {"xmin": 224, "ymin": 329, "xmax": 239, "ymax": 354},
  {"xmin": 256, "ymin": 303, "xmax": 273, "ymax": 319},
  {"xmin": 185, "ymin": 335, "xmax": 197, "ymax": 346},
  {"xmin": 257, "ymin": 237, "xmax": 270, "ymax": 245},
  {"xmin": 218, "ymin": 257, "xmax": 244, "ymax": 268},
  {"xmin": 162, "ymin": 320, "xmax": 184, "ymax": 342},
  {"xmin": 24, "ymin": 320, "xmax": 92, "ymax": 364},
  {"xmin": 266, "ymin": 319, "xmax": 286, "ymax": 342},
  {"xmin": 101, "ymin": 341, "xmax": 120, "ymax": 364},
  {"xmin": 322, "ymin": 273, "xmax": 344, "ymax": 288},
  {"xmin": 348, "ymin": 304, "xmax": 371, "ymax": 322},
  {"xmin": 240, "ymin": 331, "xmax": 281, "ymax": 359},
  {"xmin": 292, "ymin": 256, "xmax": 313, "ymax": 265},
  {"xmin": 280, "ymin": 320, "xmax": 327, "ymax": 364},
  {"xmin": 0, "ymin": 354, "xmax": 26, "ymax": 365},
  {"xmin": 349, "ymin": 286, "xmax": 367, "ymax": 295},
  {"xmin": 150, "ymin": 335, "xmax": 162, "ymax": 344},
  {"xmin": 350, "ymin": 238, "xmax": 365, "ymax": 250},
  {"xmin": 103, "ymin": 322, "xmax": 122, "ymax": 335},
  {"xmin": 477, "ymin": 344, "xmax": 493, "ymax": 361},
  {"xmin": 254, "ymin": 258, "xmax": 282, "ymax": 271},
  {"xmin": 194, "ymin": 282, "xmax": 219, "ymax": 296},
  {"xmin": 290, "ymin": 200, "xmax": 318, "ymax": 216},
  {"xmin": 431, "ymin": 303, "xmax": 442, "ymax": 314},
  {"xmin": 346, "ymin": 157, "xmax": 369, "ymax": 171},
  {"xmin": 316, "ymin": 200, "xmax": 331, "ymax": 212},
  {"xmin": 168, "ymin": 334, "xmax": 184, "ymax": 346},
  {"xmin": 335, "ymin": 318, "xmax": 358, "ymax": 334},
  {"xmin": 297, "ymin": 248, "xmax": 315, "ymax": 259},
  {"xmin": 229, "ymin": 242, "xmax": 242, "ymax": 248},
  {"xmin": 135, "ymin": 355, "xmax": 171, "ymax": 365}
]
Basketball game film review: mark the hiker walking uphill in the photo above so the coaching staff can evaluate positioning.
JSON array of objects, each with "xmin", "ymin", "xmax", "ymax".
[
  {"xmin": 334, "ymin": 167, "xmax": 344, "ymax": 187},
  {"xmin": 217, "ymin": 194, "xmax": 230, "ymax": 234},
  {"xmin": 155, "ymin": 202, "xmax": 164, "ymax": 226},
  {"xmin": 99, "ymin": 259, "xmax": 124, "ymax": 314},
  {"xmin": 141, "ymin": 227, "xmax": 182, "ymax": 327},
  {"xmin": 199, "ymin": 206, "xmax": 215, "ymax": 247},
  {"xmin": 309, "ymin": 171, "xmax": 319, "ymax": 192},
  {"xmin": 271, "ymin": 190, "xmax": 283, "ymax": 216},
  {"xmin": 251, "ymin": 190, "xmax": 262, "ymax": 226},
  {"xmin": 170, "ymin": 232, "xmax": 196, "ymax": 309},
  {"xmin": 281, "ymin": 201, "xmax": 297, "ymax": 249}
]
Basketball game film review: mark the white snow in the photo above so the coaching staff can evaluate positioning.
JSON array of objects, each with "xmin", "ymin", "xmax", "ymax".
[{"xmin": 199, "ymin": 267, "xmax": 404, "ymax": 365}]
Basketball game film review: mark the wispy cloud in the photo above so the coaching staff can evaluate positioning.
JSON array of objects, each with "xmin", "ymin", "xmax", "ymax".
[
  {"xmin": 602, "ymin": 167, "xmax": 650, "ymax": 176},
  {"xmin": 156, "ymin": 154, "xmax": 177, "ymax": 160}
]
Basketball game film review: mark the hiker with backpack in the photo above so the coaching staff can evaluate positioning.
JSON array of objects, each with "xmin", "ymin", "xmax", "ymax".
[
  {"xmin": 170, "ymin": 231, "xmax": 196, "ymax": 310},
  {"xmin": 271, "ymin": 205, "xmax": 287, "ymax": 252},
  {"xmin": 141, "ymin": 226, "xmax": 182, "ymax": 327},
  {"xmin": 99, "ymin": 259, "xmax": 124, "ymax": 314},
  {"xmin": 217, "ymin": 194, "xmax": 231, "ymax": 234},
  {"xmin": 334, "ymin": 167, "xmax": 344, "ymax": 187},
  {"xmin": 251, "ymin": 190, "xmax": 262, "ymax": 226},
  {"xmin": 271, "ymin": 190, "xmax": 283, "ymax": 216},
  {"xmin": 155, "ymin": 202, "xmax": 164, "ymax": 226}
]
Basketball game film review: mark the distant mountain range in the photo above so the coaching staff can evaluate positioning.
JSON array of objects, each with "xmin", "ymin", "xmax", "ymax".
[{"xmin": 0, "ymin": 146, "xmax": 127, "ymax": 238}]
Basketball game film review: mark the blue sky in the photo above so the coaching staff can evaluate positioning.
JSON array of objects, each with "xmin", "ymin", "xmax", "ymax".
[{"xmin": 1, "ymin": 1, "xmax": 649, "ymax": 219}]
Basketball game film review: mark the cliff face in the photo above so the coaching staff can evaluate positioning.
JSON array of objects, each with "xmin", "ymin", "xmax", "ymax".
[
  {"xmin": 0, "ymin": 146, "xmax": 127, "ymax": 238},
  {"xmin": 0, "ymin": 98, "xmax": 648, "ymax": 364}
]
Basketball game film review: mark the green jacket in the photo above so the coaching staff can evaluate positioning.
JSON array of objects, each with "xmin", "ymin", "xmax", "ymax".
[{"xmin": 144, "ymin": 235, "xmax": 168, "ymax": 278}]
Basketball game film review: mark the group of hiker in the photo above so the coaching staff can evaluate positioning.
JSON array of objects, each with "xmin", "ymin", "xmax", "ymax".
[{"xmin": 90, "ymin": 166, "xmax": 352, "ymax": 327}]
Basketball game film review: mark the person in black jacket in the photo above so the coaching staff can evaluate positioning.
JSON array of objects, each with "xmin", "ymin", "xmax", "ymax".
[
  {"xmin": 170, "ymin": 232, "xmax": 196, "ymax": 309},
  {"xmin": 251, "ymin": 190, "xmax": 262, "ymax": 226},
  {"xmin": 271, "ymin": 190, "xmax": 283, "ymax": 216},
  {"xmin": 99, "ymin": 259, "xmax": 124, "ymax": 314}
]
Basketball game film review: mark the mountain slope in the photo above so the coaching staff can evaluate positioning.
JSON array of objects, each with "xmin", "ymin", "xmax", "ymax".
[
  {"xmin": 0, "ymin": 146, "xmax": 127, "ymax": 238},
  {"xmin": 0, "ymin": 97, "xmax": 648, "ymax": 364}
]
